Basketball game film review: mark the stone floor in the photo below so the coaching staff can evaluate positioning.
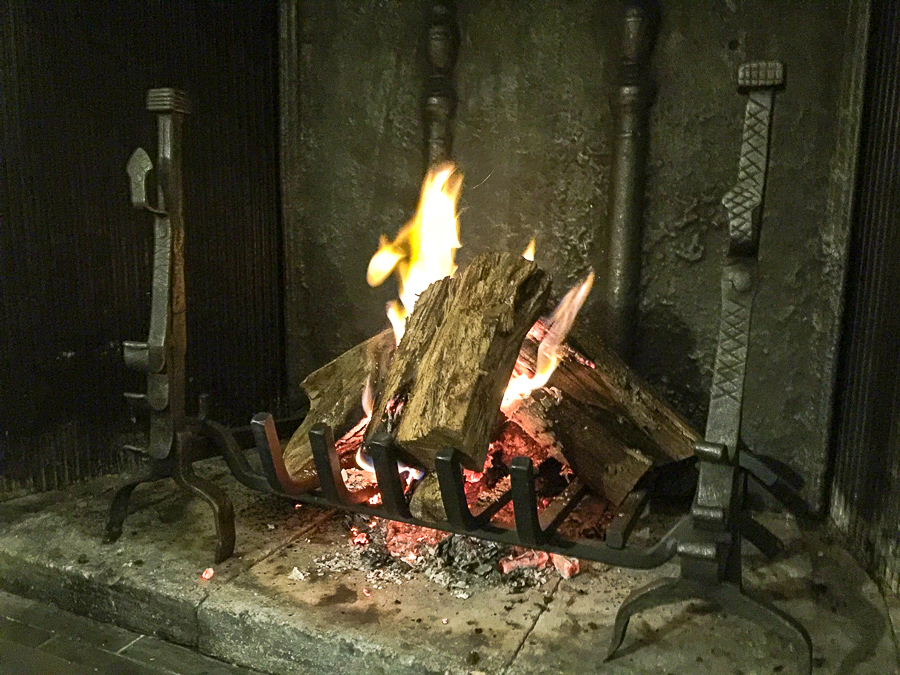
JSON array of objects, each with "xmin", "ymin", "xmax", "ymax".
[
  {"xmin": 0, "ymin": 589, "xmax": 260, "ymax": 674},
  {"xmin": 0, "ymin": 457, "xmax": 897, "ymax": 675}
]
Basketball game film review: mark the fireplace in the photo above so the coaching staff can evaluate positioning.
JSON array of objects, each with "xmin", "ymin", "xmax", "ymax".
[{"xmin": 2, "ymin": 1, "xmax": 899, "ymax": 674}]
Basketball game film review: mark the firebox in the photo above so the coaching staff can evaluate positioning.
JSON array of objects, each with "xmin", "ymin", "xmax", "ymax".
[{"xmin": 2, "ymin": 1, "xmax": 899, "ymax": 675}]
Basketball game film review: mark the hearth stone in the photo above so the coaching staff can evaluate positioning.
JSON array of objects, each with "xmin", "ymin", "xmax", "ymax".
[{"xmin": 0, "ymin": 457, "xmax": 896, "ymax": 674}]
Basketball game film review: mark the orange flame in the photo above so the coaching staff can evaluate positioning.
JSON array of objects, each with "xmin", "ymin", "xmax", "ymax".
[
  {"xmin": 367, "ymin": 162, "xmax": 462, "ymax": 343},
  {"xmin": 502, "ymin": 268, "xmax": 595, "ymax": 410},
  {"xmin": 522, "ymin": 239, "xmax": 536, "ymax": 261}
]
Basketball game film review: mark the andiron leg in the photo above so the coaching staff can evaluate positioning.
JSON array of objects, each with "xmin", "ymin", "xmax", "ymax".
[
  {"xmin": 606, "ymin": 576, "xmax": 699, "ymax": 660},
  {"xmin": 607, "ymin": 577, "xmax": 812, "ymax": 674},
  {"xmin": 172, "ymin": 431, "xmax": 236, "ymax": 564},
  {"xmin": 716, "ymin": 583, "xmax": 812, "ymax": 675},
  {"xmin": 104, "ymin": 455, "xmax": 174, "ymax": 544}
]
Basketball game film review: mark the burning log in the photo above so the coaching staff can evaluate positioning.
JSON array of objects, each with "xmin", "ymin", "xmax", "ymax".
[
  {"xmin": 366, "ymin": 252, "xmax": 551, "ymax": 471},
  {"xmin": 505, "ymin": 325, "xmax": 698, "ymax": 504},
  {"xmin": 505, "ymin": 389, "xmax": 651, "ymax": 506},
  {"xmin": 278, "ymin": 158, "xmax": 695, "ymax": 514},
  {"xmin": 281, "ymin": 329, "xmax": 395, "ymax": 488}
]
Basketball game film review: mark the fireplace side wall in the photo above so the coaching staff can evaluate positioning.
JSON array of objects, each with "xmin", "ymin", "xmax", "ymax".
[
  {"xmin": 282, "ymin": 0, "xmax": 867, "ymax": 511},
  {"xmin": 830, "ymin": 0, "xmax": 900, "ymax": 594},
  {"xmin": 0, "ymin": 1, "xmax": 284, "ymax": 498}
]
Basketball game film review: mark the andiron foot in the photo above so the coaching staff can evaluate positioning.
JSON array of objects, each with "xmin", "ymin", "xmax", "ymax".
[
  {"xmin": 606, "ymin": 576, "xmax": 812, "ymax": 674},
  {"xmin": 104, "ymin": 455, "xmax": 174, "ymax": 545},
  {"xmin": 103, "ymin": 430, "xmax": 235, "ymax": 564}
]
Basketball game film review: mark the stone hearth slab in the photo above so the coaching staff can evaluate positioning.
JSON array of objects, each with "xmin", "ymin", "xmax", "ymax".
[
  {"xmin": 0, "ymin": 458, "xmax": 897, "ymax": 674},
  {"xmin": 507, "ymin": 515, "xmax": 899, "ymax": 674},
  {"xmin": 197, "ymin": 517, "xmax": 548, "ymax": 675},
  {"xmin": 0, "ymin": 460, "xmax": 309, "ymax": 646}
]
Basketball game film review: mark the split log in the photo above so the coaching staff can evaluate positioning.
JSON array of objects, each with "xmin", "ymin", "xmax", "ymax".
[
  {"xmin": 364, "ymin": 276, "xmax": 452, "ymax": 446},
  {"xmin": 281, "ymin": 329, "xmax": 395, "ymax": 488},
  {"xmin": 366, "ymin": 252, "xmax": 551, "ymax": 471},
  {"xmin": 506, "ymin": 389, "xmax": 652, "ymax": 505},
  {"xmin": 505, "ymin": 325, "xmax": 698, "ymax": 504}
]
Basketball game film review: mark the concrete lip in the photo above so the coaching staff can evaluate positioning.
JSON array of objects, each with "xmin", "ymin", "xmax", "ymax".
[{"xmin": 0, "ymin": 458, "xmax": 896, "ymax": 674}]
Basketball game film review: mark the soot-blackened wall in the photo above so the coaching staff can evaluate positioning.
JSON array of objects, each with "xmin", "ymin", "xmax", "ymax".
[{"xmin": 281, "ymin": 0, "xmax": 868, "ymax": 510}]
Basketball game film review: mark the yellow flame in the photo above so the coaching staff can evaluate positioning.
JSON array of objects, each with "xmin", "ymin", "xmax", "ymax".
[
  {"xmin": 522, "ymin": 239, "xmax": 536, "ymax": 261},
  {"xmin": 367, "ymin": 162, "xmax": 462, "ymax": 344},
  {"xmin": 502, "ymin": 270, "xmax": 595, "ymax": 410},
  {"xmin": 361, "ymin": 372, "xmax": 375, "ymax": 419}
]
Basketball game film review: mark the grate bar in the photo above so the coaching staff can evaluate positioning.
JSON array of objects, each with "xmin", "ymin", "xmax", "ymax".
[
  {"xmin": 308, "ymin": 423, "xmax": 351, "ymax": 505},
  {"xmin": 539, "ymin": 479, "xmax": 589, "ymax": 535},
  {"xmin": 435, "ymin": 448, "xmax": 477, "ymax": 529},
  {"xmin": 369, "ymin": 432, "xmax": 412, "ymax": 518},
  {"xmin": 510, "ymin": 457, "xmax": 543, "ymax": 546}
]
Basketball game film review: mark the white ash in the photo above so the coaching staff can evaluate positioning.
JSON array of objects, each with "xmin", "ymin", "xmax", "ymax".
[
  {"xmin": 417, "ymin": 535, "xmax": 552, "ymax": 593},
  {"xmin": 287, "ymin": 566, "xmax": 307, "ymax": 581},
  {"xmin": 312, "ymin": 547, "xmax": 415, "ymax": 588},
  {"xmin": 309, "ymin": 514, "xmax": 551, "ymax": 593}
]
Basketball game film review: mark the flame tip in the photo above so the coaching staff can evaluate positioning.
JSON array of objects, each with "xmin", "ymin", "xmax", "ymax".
[
  {"xmin": 369, "ymin": 162, "xmax": 463, "ymax": 345},
  {"xmin": 501, "ymin": 271, "xmax": 595, "ymax": 410},
  {"xmin": 522, "ymin": 238, "xmax": 536, "ymax": 261}
]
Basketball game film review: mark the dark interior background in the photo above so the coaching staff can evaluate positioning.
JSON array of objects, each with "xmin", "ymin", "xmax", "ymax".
[
  {"xmin": 830, "ymin": 0, "xmax": 900, "ymax": 595},
  {"xmin": 3, "ymin": 0, "xmax": 900, "ymax": 596},
  {"xmin": 0, "ymin": 0, "xmax": 283, "ymax": 495}
]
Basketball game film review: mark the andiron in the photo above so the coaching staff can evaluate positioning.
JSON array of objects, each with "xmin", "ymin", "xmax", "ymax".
[
  {"xmin": 605, "ymin": 61, "xmax": 814, "ymax": 674},
  {"xmin": 105, "ymin": 89, "xmax": 238, "ymax": 564}
]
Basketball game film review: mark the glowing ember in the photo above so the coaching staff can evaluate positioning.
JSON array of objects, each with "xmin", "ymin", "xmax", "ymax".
[
  {"xmin": 349, "ymin": 527, "xmax": 369, "ymax": 546},
  {"xmin": 294, "ymin": 503, "xmax": 302, "ymax": 509},
  {"xmin": 501, "ymin": 269, "xmax": 595, "ymax": 410},
  {"xmin": 442, "ymin": 618, "xmax": 449, "ymax": 624},
  {"xmin": 367, "ymin": 162, "xmax": 462, "ymax": 344},
  {"xmin": 201, "ymin": 567, "xmax": 215, "ymax": 580},
  {"xmin": 550, "ymin": 553, "xmax": 581, "ymax": 579},
  {"xmin": 498, "ymin": 549, "xmax": 550, "ymax": 575},
  {"xmin": 362, "ymin": 588, "xmax": 372, "ymax": 597},
  {"xmin": 384, "ymin": 520, "xmax": 448, "ymax": 560}
]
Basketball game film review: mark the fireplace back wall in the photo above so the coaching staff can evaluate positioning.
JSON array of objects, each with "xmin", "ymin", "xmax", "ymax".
[{"xmin": 281, "ymin": 0, "xmax": 868, "ymax": 511}]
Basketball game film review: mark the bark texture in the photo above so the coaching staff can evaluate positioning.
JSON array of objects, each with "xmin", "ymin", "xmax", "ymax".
[{"xmin": 282, "ymin": 329, "xmax": 394, "ymax": 488}]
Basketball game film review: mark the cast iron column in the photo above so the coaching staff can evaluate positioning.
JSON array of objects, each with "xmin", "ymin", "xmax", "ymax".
[{"xmin": 603, "ymin": 1, "xmax": 656, "ymax": 360}]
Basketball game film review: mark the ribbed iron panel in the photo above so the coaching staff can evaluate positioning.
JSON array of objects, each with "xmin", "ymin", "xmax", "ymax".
[
  {"xmin": 830, "ymin": 0, "xmax": 900, "ymax": 592},
  {"xmin": 0, "ymin": 1, "xmax": 283, "ymax": 495}
]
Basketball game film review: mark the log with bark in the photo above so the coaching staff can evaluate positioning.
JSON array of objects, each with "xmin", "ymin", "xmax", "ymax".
[
  {"xmin": 280, "ymin": 329, "xmax": 395, "ymax": 490},
  {"xmin": 365, "ymin": 252, "xmax": 551, "ymax": 471},
  {"xmin": 504, "ymin": 322, "xmax": 699, "ymax": 504}
]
